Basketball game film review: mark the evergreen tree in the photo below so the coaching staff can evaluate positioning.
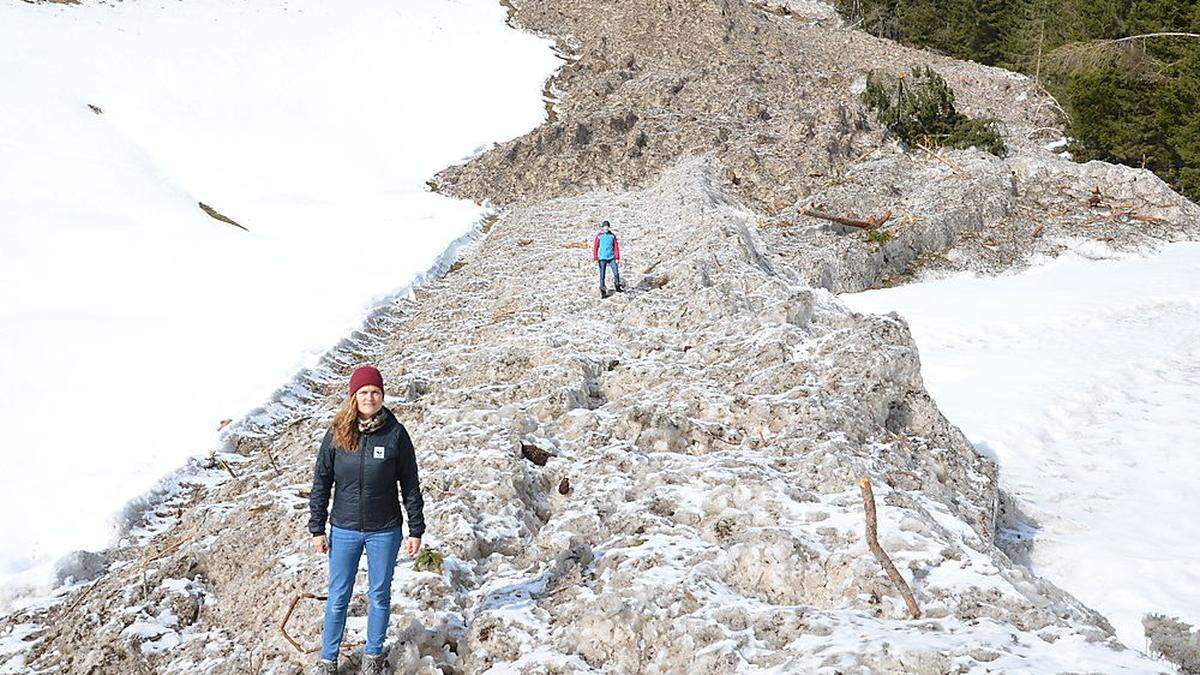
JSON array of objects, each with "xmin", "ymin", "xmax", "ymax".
[{"xmin": 836, "ymin": 0, "xmax": 1200, "ymax": 202}]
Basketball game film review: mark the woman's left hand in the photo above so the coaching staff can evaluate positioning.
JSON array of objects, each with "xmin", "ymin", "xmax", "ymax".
[{"xmin": 405, "ymin": 537, "xmax": 422, "ymax": 557}]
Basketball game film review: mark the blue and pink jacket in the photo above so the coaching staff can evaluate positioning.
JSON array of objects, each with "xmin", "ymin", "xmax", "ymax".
[{"xmin": 593, "ymin": 231, "xmax": 620, "ymax": 261}]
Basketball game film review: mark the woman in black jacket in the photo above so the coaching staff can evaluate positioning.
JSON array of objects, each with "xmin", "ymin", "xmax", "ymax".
[{"xmin": 307, "ymin": 365, "xmax": 424, "ymax": 675}]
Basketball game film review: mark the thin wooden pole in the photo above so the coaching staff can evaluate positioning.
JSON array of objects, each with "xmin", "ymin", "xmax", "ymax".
[{"xmin": 859, "ymin": 478, "xmax": 922, "ymax": 618}]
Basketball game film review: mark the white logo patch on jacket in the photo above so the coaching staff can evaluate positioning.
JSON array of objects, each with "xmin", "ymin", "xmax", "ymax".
[{"xmin": 373, "ymin": 446, "xmax": 386, "ymax": 459}]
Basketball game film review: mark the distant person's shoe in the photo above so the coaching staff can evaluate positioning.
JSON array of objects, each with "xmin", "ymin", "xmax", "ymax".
[
  {"xmin": 362, "ymin": 653, "xmax": 387, "ymax": 675},
  {"xmin": 615, "ymin": 282, "xmax": 624, "ymax": 292},
  {"xmin": 311, "ymin": 659, "xmax": 337, "ymax": 674},
  {"xmin": 600, "ymin": 287, "xmax": 609, "ymax": 298}
]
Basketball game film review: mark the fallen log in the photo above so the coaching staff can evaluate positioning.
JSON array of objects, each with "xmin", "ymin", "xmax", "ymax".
[
  {"xmin": 859, "ymin": 478, "xmax": 921, "ymax": 619},
  {"xmin": 803, "ymin": 208, "xmax": 893, "ymax": 231}
]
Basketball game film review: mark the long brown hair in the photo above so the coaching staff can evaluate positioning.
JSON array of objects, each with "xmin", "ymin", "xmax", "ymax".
[{"xmin": 332, "ymin": 394, "xmax": 362, "ymax": 453}]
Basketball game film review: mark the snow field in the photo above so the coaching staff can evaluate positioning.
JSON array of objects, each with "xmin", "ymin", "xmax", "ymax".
[{"xmin": 844, "ymin": 242, "xmax": 1200, "ymax": 649}]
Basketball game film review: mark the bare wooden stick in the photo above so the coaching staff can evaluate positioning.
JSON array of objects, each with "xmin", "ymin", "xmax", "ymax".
[
  {"xmin": 263, "ymin": 443, "xmax": 282, "ymax": 476},
  {"xmin": 59, "ymin": 579, "xmax": 101, "ymax": 617},
  {"xmin": 1101, "ymin": 32, "xmax": 1200, "ymax": 45},
  {"xmin": 136, "ymin": 536, "xmax": 187, "ymax": 571},
  {"xmin": 281, "ymin": 593, "xmax": 326, "ymax": 654},
  {"xmin": 915, "ymin": 142, "xmax": 963, "ymax": 174},
  {"xmin": 218, "ymin": 458, "xmax": 238, "ymax": 480},
  {"xmin": 281, "ymin": 592, "xmax": 364, "ymax": 654},
  {"xmin": 802, "ymin": 208, "xmax": 893, "ymax": 231},
  {"xmin": 859, "ymin": 478, "xmax": 921, "ymax": 619}
]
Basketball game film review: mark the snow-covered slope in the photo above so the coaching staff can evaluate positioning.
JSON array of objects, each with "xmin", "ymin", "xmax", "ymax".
[
  {"xmin": 844, "ymin": 242, "xmax": 1200, "ymax": 648},
  {"xmin": 0, "ymin": 0, "xmax": 558, "ymax": 595}
]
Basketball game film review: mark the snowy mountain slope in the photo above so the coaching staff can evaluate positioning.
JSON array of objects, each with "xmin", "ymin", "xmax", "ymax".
[
  {"xmin": 3, "ymin": 0, "xmax": 1199, "ymax": 672},
  {"xmin": 843, "ymin": 243, "xmax": 1200, "ymax": 649},
  {"xmin": 0, "ymin": 0, "xmax": 559, "ymax": 595}
]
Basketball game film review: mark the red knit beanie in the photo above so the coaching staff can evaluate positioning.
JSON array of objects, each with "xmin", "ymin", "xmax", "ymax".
[{"xmin": 348, "ymin": 366, "xmax": 384, "ymax": 395}]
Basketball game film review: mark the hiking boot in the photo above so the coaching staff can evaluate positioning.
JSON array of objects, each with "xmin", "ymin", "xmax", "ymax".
[
  {"xmin": 614, "ymin": 282, "xmax": 624, "ymax": 292},
  {"xmin": 362, "ymin": 654, "xmax": 387, "ymax": 675},
  {"xmin": 311, "ymin": 659, "xmax": 337, "ymax": 675},
  {"xmin": 600, "ymin": 287, "xmax": 609, "ymax": 298}
]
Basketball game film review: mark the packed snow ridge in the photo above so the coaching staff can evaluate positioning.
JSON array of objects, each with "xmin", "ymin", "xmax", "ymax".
[{"xmin": 3, "ymin": 0, "xmax": 1200, "ymax": 673}]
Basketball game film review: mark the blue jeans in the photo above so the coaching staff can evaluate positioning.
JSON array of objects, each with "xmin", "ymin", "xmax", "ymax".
[
  {"xmin": 321, "ymin": 525, "xmax": 403, "ymax": 660},
  {"xmin": 599, "ymin": 259, "xmax": 621, "ymax": 289}
]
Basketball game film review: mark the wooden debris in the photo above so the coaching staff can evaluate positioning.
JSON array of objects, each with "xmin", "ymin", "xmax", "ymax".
[
  {"xmin": 136, "ymin": 537, "xmax": 186, "ymax": 571},
  {"xmin": 802, "ymin": 208, "xmax": 893, "ymax": 231},
  {"xmin": 281, "ymin": 592, "xmax": 326, "ymax": 654},
  {"xmin": 218, "ymin": 457, "xmax": 238, "ymax": 480},
  {"xmin": 859, "ymin": 478, "xmax": 922, "ymax": 619},
  {"xmin": 198, "ymin": 202, "xmax": 248, "ymax": 232},
  {"xmin": 59, "ymin": 578, "xmax": 101, "ymax": 618},
  {"xmin": 1081, "ymin": 208, "xmax": 1166, "ymax": 226},
  {"xmin": 263, "ymin": 443, "xmax": 282, "ymax": 476},
  {"xmin": 916, "ymin": 142, "xmax": 963, "ymax": 173}
]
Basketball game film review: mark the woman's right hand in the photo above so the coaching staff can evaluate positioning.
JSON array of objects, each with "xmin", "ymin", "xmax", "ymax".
[{"xmin": 312, "ymin": 534, "xmax": 329, "ymax": 554}]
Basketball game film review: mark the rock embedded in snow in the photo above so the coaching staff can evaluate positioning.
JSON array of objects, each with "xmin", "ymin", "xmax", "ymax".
[
  {"xmin": 52, "ymin": 551, "xmax": 109, "ymax": 586},
  {"xmin": 1144, "ymin": 614, "xmax": 1200, "ymax": 674}
]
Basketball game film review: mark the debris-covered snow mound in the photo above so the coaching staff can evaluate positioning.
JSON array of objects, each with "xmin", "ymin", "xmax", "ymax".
[{"xmin": 3, "ymin": 161, "xmax": 1169, "ymax": 673}]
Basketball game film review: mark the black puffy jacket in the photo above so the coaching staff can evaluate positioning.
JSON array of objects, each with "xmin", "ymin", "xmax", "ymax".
[{"xmin": 307, "ymin": 407, "xmax": 425, "ymax": 537}]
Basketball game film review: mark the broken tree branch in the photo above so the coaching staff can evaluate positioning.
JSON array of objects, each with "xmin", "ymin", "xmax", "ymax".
[
  {"xmin": 1045, "ymin": 33, "xmax": 1199, "ymax": 79},
  {"xmin": 263, "ymin": 443, "xmax": 282, "ymax": 476},
  {"xmin": 58, "ymin": 579, "xmax": 101, "ymax": 618},
  {"xmin": 281, "ymin": 592, "xmax": 364, "ymax": 654},
  {"xmin": 803, "ymin": 208, "xmax": 893, "ymax": 231},
  {"xmin": 859, "ymin": 478, "xmax": 921, "ymax": 619},
  {"xmin": 1080, "ymin": 208, "xmax": 1167, "ymax": 226},
  {"xmin": 1102, "ymin": 32, "xmax": 1200, "ymax": 45},
  {"xmin": 136, "ymin": 536, "xmax": 188, "ymax": 571},
  {"xmin": 915, "ymin": 142, "xmax": 963, "ymax": 174},
  {"xmin": 281, "ymin": 593, "xmax": 326, "ymax": 654},
  {"xmin": 218, "ymin": 458, "xmax": 238, "ymax": 480}
]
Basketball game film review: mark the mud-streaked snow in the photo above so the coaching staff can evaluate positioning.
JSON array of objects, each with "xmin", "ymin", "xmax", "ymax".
[
  {"xmin": 0, "ymin": 0, "xmax": 559, "ymax": 597},
  {"xmin": 843, "ymin": 241, "xmax": 1200, "ymax": 648}
]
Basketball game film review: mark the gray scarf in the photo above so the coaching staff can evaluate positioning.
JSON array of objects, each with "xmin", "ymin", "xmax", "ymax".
[{"xmin": 357, "ymin": 408, "xmax": 387, "ymax": 435}]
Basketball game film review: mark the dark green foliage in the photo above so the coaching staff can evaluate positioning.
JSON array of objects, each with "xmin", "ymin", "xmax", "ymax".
[
  {"xmin": 412, "ymin": 547, "xmax": 444, "ymax": 573},
  {"xmin": 837, "ymin": 0, "xmax": 1200, "ymax": 202},
  {"xmin": 865, "ymin": 228, "xmax": 895, "ymax": 245},
  {"xmin": 862, "ymin": 66, "xmax": 1008, "ymax": 156}
]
